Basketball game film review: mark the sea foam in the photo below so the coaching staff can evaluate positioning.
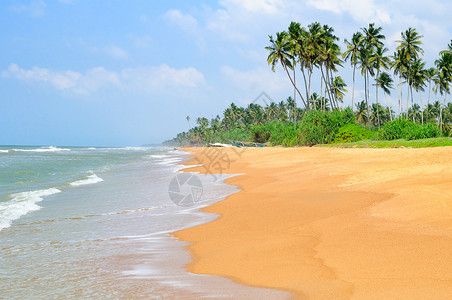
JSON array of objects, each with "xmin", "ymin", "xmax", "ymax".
[
  {"xmin": 10, "ymin": 146, "xmax": 70, "ymax": 153},
  {"xmin": 0, "ymin": 188, "xmax": 61, "ymax": 231},
  {"xmin": 69, "ymin": 174, "xmax": 104, "ymax": 186}
]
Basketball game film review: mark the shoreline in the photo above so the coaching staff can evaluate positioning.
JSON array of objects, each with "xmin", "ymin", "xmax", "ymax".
[{"xmin": 174, "ymin": 146, "xmax": 452, "ymax": 299}]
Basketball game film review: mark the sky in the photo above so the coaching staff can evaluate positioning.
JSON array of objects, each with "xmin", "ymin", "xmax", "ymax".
[{"xmin": 1, "ymin": 0, "xmax": 451, "ymax": 146}]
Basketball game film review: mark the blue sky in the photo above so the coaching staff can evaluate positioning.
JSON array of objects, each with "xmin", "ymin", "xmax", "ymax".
[{"xmin": 1, "ymin": 0, "xmax": 451, "ymax": 146}]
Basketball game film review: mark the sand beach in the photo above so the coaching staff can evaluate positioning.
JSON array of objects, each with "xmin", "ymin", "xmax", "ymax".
[{"xmin": 174, "ymin": 146, "xmax": 452, "ymax": 299}]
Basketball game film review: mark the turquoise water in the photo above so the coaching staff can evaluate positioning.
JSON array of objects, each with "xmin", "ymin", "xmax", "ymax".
[{"xmin": 0, "ymin": 146, "xmax": 289, "ymax": 299}]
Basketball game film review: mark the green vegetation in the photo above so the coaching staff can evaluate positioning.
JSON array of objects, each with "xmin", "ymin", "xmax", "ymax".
[
  {"xmin": 322, "ymin": 137, "xmax": 452, "ymax": 148},
  {"xmin": 164, "ymin": 22, "xmax": 452, "ymax": 148}
]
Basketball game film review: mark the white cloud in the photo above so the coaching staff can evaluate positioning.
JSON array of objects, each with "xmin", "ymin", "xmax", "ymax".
[
  {"xmin": 219, "ymin": 0, "xmax": 287, "ymax": 14},
  {"xmin": 164, "ymin": 9, "xmax": 199, "ymax": 32},
  {"xmin": 10, "ymin": 0, "xmax": 47, "ymax": 18},
  {"xmin": 121, "ymin": 65, "xmax": 206, "ymax": 90},
  {"xmin": 103, "ymin": 45, "xmax": 129, "ymax": 60},
  {"xmin": 2, "ymin": 63, "xmax": 205, "ymax": 95},
  {"xmin": 306, "ymin": 0, "xmax": 391, "ymax": 24}
]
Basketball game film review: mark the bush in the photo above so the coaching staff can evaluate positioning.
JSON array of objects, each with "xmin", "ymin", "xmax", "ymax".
[
  {"xmin": 334, "ymin": 124, "xmax": 374, "ymax": 143},
  {"xmin": 377, "ymin": 119, "xmax": 442, "ymax": 141},
  {"xmin": 404, "ymin": 123, "xmax": 442, "ymax": 140},
  {"xmin": 297, "ymin": 108, "xmax": 355, "ymax": 146},
  {"xmin": 250, "ymin": 121, "xmax": 298, "ymax": 146},
  {"xmin": 377, "ymin": 118, "xmax": 415, "ymax": 140}
]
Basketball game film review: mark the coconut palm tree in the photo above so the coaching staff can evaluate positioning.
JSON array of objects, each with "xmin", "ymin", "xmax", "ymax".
[
  {"xmin": 343, "ymin": 32, "xmax": 363, "ymax": 109},
  {"xmin": 266, "ymin": 32, "xmax": 307, "ymax": 109},
  {"xmin": 435, "ymin": 50, "xmax": 452, "ymax": 130},
  {"xmin": 360, "ymin": 23, "xmax": 385, "ymax": 128},
  {"xmin": 411, "ymin": 59, "xmax": 426, "ymax": 124},
  {"xmin": 391, "ymin": 50, "xmax": 408, "ymax": 116},
  {"xmin": 329, "ymin": 76, "xmax": 347, "ymax": 107},
  {"xmin": 425, "ymin": 67, "xmax": 437, "ymax": 123},
  {"xmin": 396, "ymin": 28, "xmax": 424, "ymax": 118},
  {"xmin": 355, "ymin": 100, "xmax": 368, "ymax": 125},
  {"xmin": 288, "ymin": 22, "xmax": 302, "ymax": 128},
  {"xmin": 186, "ymin": 115, "xmax": 191, "ymax": 129},
  {"xmin": 375, "ymin": 72, "xmax": 394, "ymax": 121},
  {"xmin": 371, "ymin": 46, "xmax": 390, "ymax": 127}
]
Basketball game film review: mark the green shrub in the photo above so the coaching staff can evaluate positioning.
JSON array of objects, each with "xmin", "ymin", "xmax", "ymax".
[
  {"xmin": 377, "ymin": 118, "xmax": 415, "ymax": 140},
  {"xmin": 334, "ymin": 124, "xmax": 374, "ymax": 143},
  {"xmin": 250, "ymin": 121, "xmax": 298, "ymax": 146},
  {"xmin": 404, "ymin": 123, "xmax": 442, "ymax": 140},
  {"xmin": 297, "ymin": 108, "xmax": 355, "ymax": 146}
]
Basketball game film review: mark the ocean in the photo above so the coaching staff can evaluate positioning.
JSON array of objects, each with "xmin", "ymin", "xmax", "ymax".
[{"xmin": 0, "ymin": 146, "xmax": 288, "ymax": 299}]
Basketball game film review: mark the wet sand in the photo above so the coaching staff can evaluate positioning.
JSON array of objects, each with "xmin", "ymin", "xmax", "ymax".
[{"xmin": 173, "ymin": 147, "xmax": 452, "ymax": 299}]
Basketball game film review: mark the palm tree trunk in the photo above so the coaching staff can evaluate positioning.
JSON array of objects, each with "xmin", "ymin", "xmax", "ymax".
[
  {"xmin": 427, "ymin": 80, "xmax": 431, "ymax": 123},
  {"xmin": 376, "ymin": 72, "xmax": 380, "ymax": 129},
  {"xmin": 406, "ymin": 83, "xmax": 410, "ymax": 120},
  {"xmin": 352, "ymin": 65, "xmax": 356, "ymax": 110},
  {"xmin": 282, "ymin": 61, "xmax": 307, "ymax": 110},
  {"xmin": 399, "ymin": 75, "xmax": 403, "ymax": 118},
  {"xmin": 411, "ymin": 85, "xmax": 415, "ymax": 123},
  {"xmin": 420, "ymin": 92, "xmax": 423, "ymax": 125},
  {"xmin": 293, "ymin": 59, "xmax": 297, "ymax": 130},
  {"xmin": 384, "ymin": 93, "xmax": 392, "ymax": 121}
]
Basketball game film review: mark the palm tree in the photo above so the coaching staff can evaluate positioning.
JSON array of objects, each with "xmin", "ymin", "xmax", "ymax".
[
  {"xmin": 371, "ymin": 46, "xmax": 390, "ymax": 127},
  {"xmin": 329, "ymin": 76, "xmax": 347, "ymax": 107},
  {"xmin": 355, "ymin": 100, "xmax": 368, "ymax": 126},
  {"xmin": 391, "ymin": 50, "xmax": 408, "ymax": 117},
  {"xmin": 360, "ymin": 23, "xmax": 385, "ymax": 128},
  {"xmin": 396, "ymin": 28, "xmax": 424, "ymax": 119},
  {"xmin": 435, "ymin": 49, "xmax": 452, "ymax": 130},
  {"xmin": 186, "ymin": 115, "xmax": 191, "ymax": 129},
  {"xmin": 375, "ymin": 72, "xmax": 394, "ymax": 121},
  {"xmin": 266, "ymin": 32, "xmax": 307, "ymax": 109},
  {"xmin": 343, "ymin": 32, "xmax": 363, "ymax": 109},
  {"xmin": 411, "ymin": 59, "xmax": 426, "ymax": 124},
  {"xmin": 288, "ymin": 22, "xmax": 302, "ymax": 128},
  {"xmin": 425, "ymin": 67, "xmax": 437, "ymax": 123}
]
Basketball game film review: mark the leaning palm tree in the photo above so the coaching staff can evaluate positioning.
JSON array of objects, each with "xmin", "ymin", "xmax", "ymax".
[
  {"xmin": 266, "ymin": 32, "xmax": 307, "ymax": 109},
  {"xmin": 375, "ymin": 72, "xmax": 394, "ymax": 121},
  {"xmin": 343, "ymin": 32, "xmax": 363, "ymax": 109}
]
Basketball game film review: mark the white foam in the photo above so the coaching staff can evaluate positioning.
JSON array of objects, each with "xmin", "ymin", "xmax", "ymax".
[
  {"xmin": 0, "ymin": 150, "xmax": 9, "ymax": 153},
  {"xmin": 11, "ymin": 146, "xmax": 70, "ymax": 153},
  {"xmin": 148, "ymin": 154, "xmax": 170, "ymax": 159},
  {"xmin": 0, "ymin": 188, "xmax": 61, "ymax": 231},
  {"xmin": 69, "ymin": 174, "xmax": 104, "ymax": 186}
]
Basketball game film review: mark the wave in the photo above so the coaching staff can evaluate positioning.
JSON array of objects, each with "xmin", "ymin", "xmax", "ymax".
[
  {"xmin": 0, "ymin": 149, "xmax": 9, "ymax": 153},
  {"xmin": 69, "ymin": 174, "xmax": 104, "ymax": 186},
  {"xmin": 0, "ymin": 188, "xmax": 61, "ymax": 231},
  {"xmin": 9, "ymin": 146, "xmax": 70, "ymax": 153}
]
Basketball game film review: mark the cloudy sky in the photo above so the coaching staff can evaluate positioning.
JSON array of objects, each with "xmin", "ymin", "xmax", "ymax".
[{"xmin": 1, "ymin": 0, "xmax": 451, "ymax": 146}]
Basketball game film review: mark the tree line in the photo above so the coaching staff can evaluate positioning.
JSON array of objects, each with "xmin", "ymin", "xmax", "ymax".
[{"xmin": 164, "ymin": 22, "xmax": 452, "ymax": 146}]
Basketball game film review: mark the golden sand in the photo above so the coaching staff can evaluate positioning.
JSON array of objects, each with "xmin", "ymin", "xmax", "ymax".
[{"xmin": 173, "ymin": 147, "xmax": 452, "ymax": 299}]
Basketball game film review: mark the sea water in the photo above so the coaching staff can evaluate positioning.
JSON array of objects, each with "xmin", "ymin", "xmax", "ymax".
[{"xmin": 0, "ymin": 146, "xmax": 289, "ymax": 299}]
